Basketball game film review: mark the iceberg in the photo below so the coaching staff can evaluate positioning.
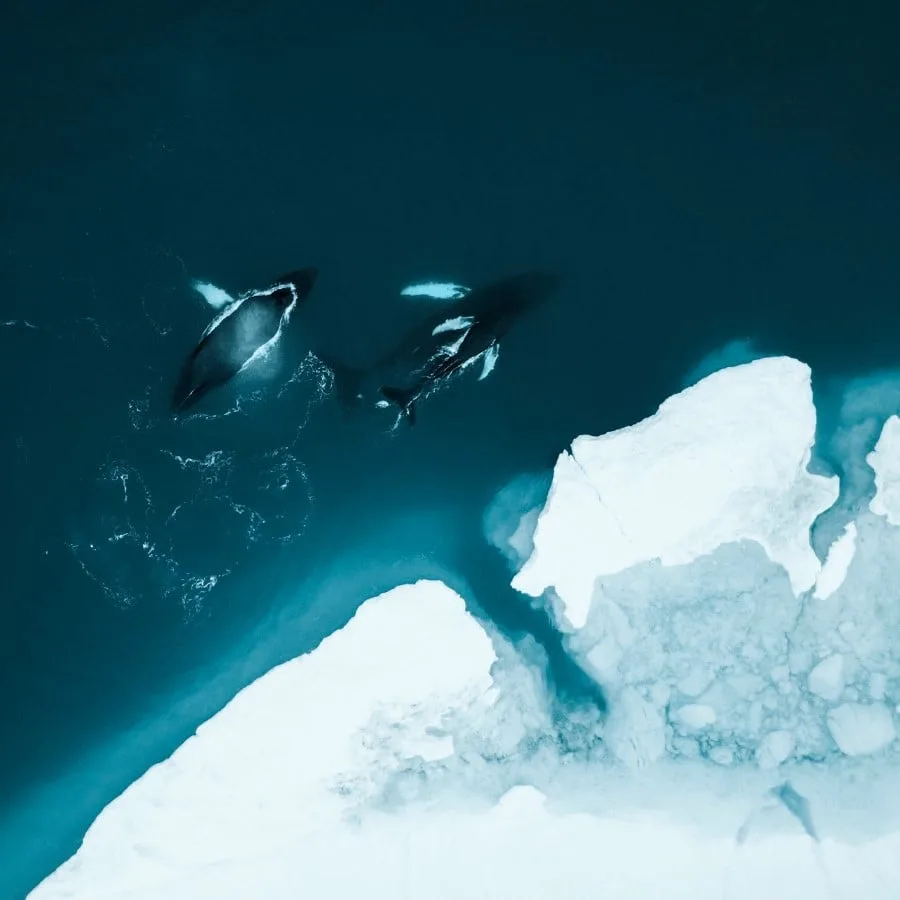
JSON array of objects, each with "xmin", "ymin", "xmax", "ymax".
[
  {"xmin": 30, "ymin": 354, "xmax": 900, "ymax": 898},
  {"xmin": 29, "ymin": 582, "xmax": 498, "ymax": 899},
  {"xmin": 507, "ymin": 356, "xmax": 900, "ymax": 771},
  {"xmin": 827, "ymin": 703, "xmax": 896, "ymax": 757},
  {"xmin": 513, "ymin": 357, "xmax": 839, "ymax": 630}
]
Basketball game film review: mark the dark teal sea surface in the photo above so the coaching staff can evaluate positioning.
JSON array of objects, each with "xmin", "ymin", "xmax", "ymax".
[{"xmin": 2, "ymin": 1, "xmax": 900, "ymax": 895}]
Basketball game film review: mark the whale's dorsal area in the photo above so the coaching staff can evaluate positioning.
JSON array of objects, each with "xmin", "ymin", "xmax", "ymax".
[{"xmin": 173, "ymin": 269, "xmax": 318, "ymax": 414}]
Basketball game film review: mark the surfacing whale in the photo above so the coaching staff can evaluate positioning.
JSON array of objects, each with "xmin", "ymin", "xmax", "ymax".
[{"xmin": 172, "ymin": 267, "xmax": 318, "ymax": 414}]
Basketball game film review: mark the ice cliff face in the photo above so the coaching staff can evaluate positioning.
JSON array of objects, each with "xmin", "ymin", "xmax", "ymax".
[{"xmin": 30, "ymin": 356, "xmax": 900, "ymax": 899}]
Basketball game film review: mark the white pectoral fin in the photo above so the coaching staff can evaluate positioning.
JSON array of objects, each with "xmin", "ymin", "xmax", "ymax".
[
  {"xmin": 402, "ymin": 282, "xmax": 471, "ymax": 300},
  {"xmin": 192, "ymin": 280, "xmax": 235, "ymax": 309},
  {"xmin": 432, "ymin": 315, "xmax": 474, "ymax": 336},
  {"xmin": 479, "ymin": 342, "xmax": 499, "ymax": 380}
]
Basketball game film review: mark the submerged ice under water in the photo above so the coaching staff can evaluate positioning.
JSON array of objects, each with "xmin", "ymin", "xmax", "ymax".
[{"xmin": 28, "ymin": 354, "xmax": 900, "ymax": 899}]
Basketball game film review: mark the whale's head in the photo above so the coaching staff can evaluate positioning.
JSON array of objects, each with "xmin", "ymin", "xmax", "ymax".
[
  {"xmin": 260, "ymin": 267, "xmax": 319, "ymax": 324},
  {"xmin": 271, "ymin": 267, "xmax": 318, "ymax": 307}
]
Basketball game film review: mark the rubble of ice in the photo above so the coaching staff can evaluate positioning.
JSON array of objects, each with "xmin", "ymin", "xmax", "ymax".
[
  {"xmin": 30, "ymin": 354, "xmax": 900, "ymax": 898},
  {"xmin": 808, "ymin": 654, "xmax": 845, "ymax": 701}
]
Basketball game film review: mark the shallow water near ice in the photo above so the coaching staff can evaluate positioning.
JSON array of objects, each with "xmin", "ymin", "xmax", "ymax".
[{"xmin": 3, "ymin": 1, "xmax": 900, "ymax": 895}]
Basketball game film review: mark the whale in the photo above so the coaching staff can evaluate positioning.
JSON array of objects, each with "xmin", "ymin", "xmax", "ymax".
[
  {"xmin": 172, "ymin": 267, "xmax": 318, "ymax": 413},
  {"xmin": 322, "ymin": 271, "xmax": 559, "ymax": 426},
  {"xmin": 378, "ymin": 271, "xmax": 561, "ymax": 425}
]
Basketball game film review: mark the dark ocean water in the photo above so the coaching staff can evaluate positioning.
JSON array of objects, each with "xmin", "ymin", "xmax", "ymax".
[{"xmin": 2, "ymin": 0, "xmax": 900, "ymax": 895}]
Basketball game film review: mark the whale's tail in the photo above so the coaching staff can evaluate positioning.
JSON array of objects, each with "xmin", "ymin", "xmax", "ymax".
[
  {"xmin": 318, "ymin": 355, "xmax": 367, "ymax": 412},
  {"xmin": 380, "ymin": 386, "xmax": 418, "ymax": 426}
]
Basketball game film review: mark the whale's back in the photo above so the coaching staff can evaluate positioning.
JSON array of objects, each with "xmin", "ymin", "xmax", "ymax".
[{"xmin": 172, "ymin": 295, "xmax": 283, "ymax": 412}]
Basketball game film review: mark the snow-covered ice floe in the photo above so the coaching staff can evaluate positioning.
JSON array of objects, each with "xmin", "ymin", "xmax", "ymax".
[{"xmin": 31, "ymin": 355, "xmax": 900, "ymax": 898}]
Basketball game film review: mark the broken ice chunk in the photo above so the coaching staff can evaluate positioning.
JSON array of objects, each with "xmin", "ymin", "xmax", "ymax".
[
  {"xmin": 756, "ymin": 730, "xmax": 794, "ymax": 769},
  {"xmin": 869, "ymin": 415, "xmax": 900, "ymax": 524},
  {"xmin": 677, "ymin": 668, "xmax": 713, "ymax": 698},
  {"xmin": 708, "ymin": 746, "xmax": 734, "ymax": 765},
  {"xmin": 812, "ymin": 522, "xmax": 857, "ymax": 600},
  {"xmin": 648, "ymin": 682, "xmax": 670, "ymax": 708},
  {"xmin": 603, "ymin": 687, "xmax": 665, "ymax": 767},
  {"xmin": 870, "ymin": 672, "xmax": 888, "ymax": 701},
  {"xmin": 747, "ymin": 701, "xmax": 764, "ymax": 733},
  {"xmin": 807, "ymin": 654, "xmax": 845, "ymax": 702},
  {"xmin": 671, "ymin": 736, "xmax": 701, "ymax": 758},
  {"xmin": 788, "ymin": 647, "xmax": 813, "ymax": 675},
  {"xmin": 583, "ymin": 600, "xmax": 635, "ymax": 679},
  {"xmin": 670, "ymin": 704, "xmax": 716, "ymax": 732},
  {"xmin": 827, "ymin": 702, "xmax": 896, "ymax": 755}
]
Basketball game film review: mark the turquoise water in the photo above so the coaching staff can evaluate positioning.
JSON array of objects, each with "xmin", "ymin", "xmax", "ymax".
[{"xmin": 3, "ymin": 1, "xmax": 900, "ymax": 895}]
